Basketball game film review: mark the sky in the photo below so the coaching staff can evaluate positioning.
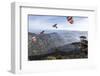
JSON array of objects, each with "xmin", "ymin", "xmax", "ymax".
[{"xmin": 28, "ymin": 15, "xmax": 88, "ymax": 33}]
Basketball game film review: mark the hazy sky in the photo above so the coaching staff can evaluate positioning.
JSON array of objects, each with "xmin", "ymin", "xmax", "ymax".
[{"xmin": 28, "ymin": 15, "xmax": 88, "ymax": 32}]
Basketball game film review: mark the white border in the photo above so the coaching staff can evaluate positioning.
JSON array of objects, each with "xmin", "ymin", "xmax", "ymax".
[{"xmin": 11, "ymin": 2, "xmax": 96, "ymax": 74}]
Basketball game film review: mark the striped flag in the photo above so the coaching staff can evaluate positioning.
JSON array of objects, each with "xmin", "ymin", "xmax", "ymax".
[
  {"xmin": 67, "ymin": 16, "xmax": 74, "ymax": 24},
  {"xmin": 32, "ymin": 36, "xmax": 37, "ymax": 43}
]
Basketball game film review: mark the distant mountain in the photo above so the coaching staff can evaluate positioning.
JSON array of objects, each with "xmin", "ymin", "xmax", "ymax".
[
  {"xmin": 28, "ymin": 31, "xmax": 88, "ymax": 56},
  {"xmin": 28, "ymin": 32, "xmax": 65, "ymax": 56},
  {"xmin": 58, "ymin": 31, "xmax": 88, "ymax": 44}
]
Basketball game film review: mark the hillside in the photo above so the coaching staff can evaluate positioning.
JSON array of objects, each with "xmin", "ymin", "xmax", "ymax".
[
  {"xmin": 28, "ymin": 30, "xmax": 88, "ymax": 60},
  {"xmin": 28, "ymin": 32, "xmax": 65, "ymax": 56}
]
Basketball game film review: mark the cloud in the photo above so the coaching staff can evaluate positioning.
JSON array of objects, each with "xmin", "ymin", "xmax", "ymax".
[{"xmin": 28, "ymin": 15, "xmax": 88, "ymax": 33}]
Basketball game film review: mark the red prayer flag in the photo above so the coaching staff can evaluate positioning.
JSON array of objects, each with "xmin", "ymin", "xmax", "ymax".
[{"xmin": 67, "ymin": 16, "xmax": 74, "ymax": 24}]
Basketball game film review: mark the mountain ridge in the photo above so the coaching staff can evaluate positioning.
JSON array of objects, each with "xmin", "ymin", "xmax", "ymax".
[{"xmin": 28, "ymin": 31, "xmax": 88, "ymax": 56}]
